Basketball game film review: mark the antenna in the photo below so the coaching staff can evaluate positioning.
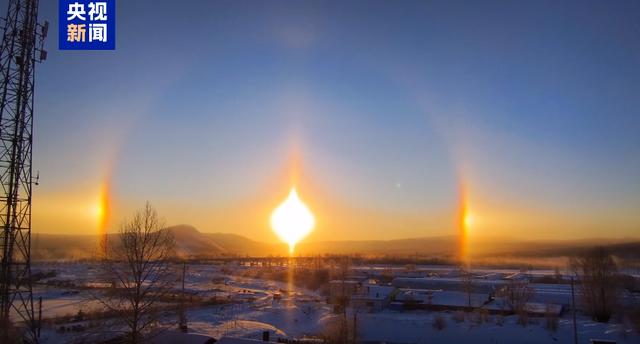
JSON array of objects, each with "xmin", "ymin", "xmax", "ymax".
[
  {"xmin": 41, "ymin": 20, "xmax": 48, "ymax": 38},
  {"xmin": 0, "ymin": 0, "xmax": 47, "ymax": 342}
]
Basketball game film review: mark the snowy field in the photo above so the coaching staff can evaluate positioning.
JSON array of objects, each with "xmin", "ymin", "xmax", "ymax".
[
  {"xmin": 356, "ymin": 310, "xmax": 637, "ymax": 344},
  {"xmin": 28, "ymin": 262, "xmax": 640, "ymax": 343}
]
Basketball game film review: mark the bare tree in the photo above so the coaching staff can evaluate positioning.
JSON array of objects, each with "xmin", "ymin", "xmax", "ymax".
[
  {"xmin": 96, "ymin": 202, "xmax": 176, "ymax": 343},
  {"xmin": 500, "ymin": 279, "xmax": 534, "ymax": 325},
  {"xmin": 350, "ymin": 292, "xmax": 365, "ymax": 344},
  {"xmin": 460, "ymin": 267, "xmax": 474, "ymax": 309},
  {"xmin": 571, "ymin": 246, "xmax": 620, "ymax": 322},
  {"xmin": 320, "ymin": 310, "xmax": 359, "ymax": 344},
  {"xmin": 319, "ymin": 316, "xmax": 346, "ymax": 344},
  {"xmin": 328, "ymin": 256, "xmax": 353, "ymax": 343}
]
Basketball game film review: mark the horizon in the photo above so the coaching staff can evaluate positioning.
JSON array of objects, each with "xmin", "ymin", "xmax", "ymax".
[{"xmin": 32, "ymin": 223, "xmax": 640, "ymax": 245}]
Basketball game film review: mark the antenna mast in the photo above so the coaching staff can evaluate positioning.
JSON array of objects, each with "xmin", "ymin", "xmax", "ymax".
[{"xmin": 0, "ymin": 0, "xmax": 47, "ymax": 341}]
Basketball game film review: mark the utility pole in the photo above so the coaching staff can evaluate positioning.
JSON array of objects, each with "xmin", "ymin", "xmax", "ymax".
[
  {"xmin": 571, "ymin": 277, "xmax": 578, "ymax": 344},
  {"xmin": 37, "ymin": 296, "xmax": 41, "ymax": 338},
  {"xmin": 178, "ymin": 262, "xmax": 187, "ymax": 332},
  {"xmin": 0, "ymin": 0, "xmax": 47, "ymax": 342}
]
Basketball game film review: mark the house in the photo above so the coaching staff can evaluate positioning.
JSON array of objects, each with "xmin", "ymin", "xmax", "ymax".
[
  {"xmin": 528, "ymin": 283, "xmax": 572, "ymax": 305},
  {"xmin": 393, "ymin": 289, "xmax": 432, "ymax": 310},
  {"xmin": 392, "ymin": 277, "xmax": 503, "ymax": 295},
  {"xmin": 351, "ymin": 284, "xmax": 396, "ymax": 312},
  {"xmin": 347, "ymin": 270, "xmax": 369, "ymax": 281},
  {"xmin": 525, "ymin": 302, "xmax": 563, "ymax": 317},
  {"xmin": 482, "ymin": 298, "xmax": 564, "ymax": 316},
  {"xmin": 428, "ymin": 290, "xmax": 490, "ymax": 310},
  {"xmin": 394, "ymin": 289, "xmax": 491, "ymax": 311}
]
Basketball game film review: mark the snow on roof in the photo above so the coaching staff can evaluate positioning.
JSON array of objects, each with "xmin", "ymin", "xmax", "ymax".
[
  {"xmin": 429, "ymin": 290, "xmax": 489, "ymax": 308},
  {"xmin": 525, "ymin": 302, "xmax": 563, "ymax": 315},
  {"xmin": 396, "ymin": 289, "xmax": 489, "ymax": 307},
  {"xmin": 329, "ymin": 279, "xmax": 359, "ymax": 285},
  {"xmin": 360, "ymin": 285, "xmax": 395, "ymax": 299},
  {"xmin": 392, "ymin": 277, "xmax": 502, "ymax": 294}
]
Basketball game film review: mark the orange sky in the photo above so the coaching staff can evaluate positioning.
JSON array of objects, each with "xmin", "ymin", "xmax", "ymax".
[{"xmin": 31, "ymin": 156, "xmax": 639, "ymax": 244}]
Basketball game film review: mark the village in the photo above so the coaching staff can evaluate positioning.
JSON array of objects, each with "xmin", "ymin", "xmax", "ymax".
[{"xmin": 31, "ymin": 258, "xmax": 640, "ymax": 343}]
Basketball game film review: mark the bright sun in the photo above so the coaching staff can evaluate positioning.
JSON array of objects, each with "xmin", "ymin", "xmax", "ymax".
[
  {"xmin": 271, "ymin": 188, "xmax": 315, "ymax": 255},
  {"xmin": 464, "ymin": 213, "xmax": 474, "ymax": 227}
]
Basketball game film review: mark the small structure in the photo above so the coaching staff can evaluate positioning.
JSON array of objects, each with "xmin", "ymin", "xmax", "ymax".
[
  {"xmin": 525, "ymin": 302, "xmax": 563, "ymax": 317},
  {"xmin": 395, "ymin": 289, "xmax": 490, "ymax": 311},
  {"xmin": 429, "ymin": 290, "xmax": 490, "ymax": 310},
  {"xmin": 351, "ymin": 284, "xmax": 396, "ymax": 312},
  {"xmin": 482, "ymin": 297, "xmax": 563, "ymax": 317},
  {"xmin": 392, "ymin": 277, "xmax": 503, "ymax": 294},
  {"xmin": 231, "ymin": 290, "xmax": 258, "ymax": 303},
  {"xmin": 347, "ymin": 270, "xmax": 369, "ymax": 281}
]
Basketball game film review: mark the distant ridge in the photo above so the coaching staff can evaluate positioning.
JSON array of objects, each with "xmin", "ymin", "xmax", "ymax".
[
  {"xmin": 31, "ymin": 225, "xmax": 640, "ymax": 261},
  {"xmin": 166, "ymin": 224, "xmax": 225, "ymax": 256}
]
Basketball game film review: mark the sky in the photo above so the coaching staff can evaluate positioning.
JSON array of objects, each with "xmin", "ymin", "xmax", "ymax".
[{"xmin": 16, "ymin": 0, "xmax": 640, "ymax": 242}]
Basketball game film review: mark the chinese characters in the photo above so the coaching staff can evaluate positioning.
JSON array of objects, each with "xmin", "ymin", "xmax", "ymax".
[
  {"xmin": 60, "ymin": 0, "xmax": 114, "ymax": 49},
  {"xmin": 66, "ymin": 1, "xmax": 108, "ymax": 43}
]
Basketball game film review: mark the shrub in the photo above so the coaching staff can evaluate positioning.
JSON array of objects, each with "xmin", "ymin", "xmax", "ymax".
[
  {"xmin": 433, "ymin": 315, "xmax": 446, "ymax": 330},
  {"xmin": 627, "ymin": 307, "xmax": 640, "ymax": 334},
  {"xmin": 452, "ymin": 311, "xmax": 465, "ymax": 323},
  {"xmin": 479, "ymin": 308, "xmax": 490, "ymax": 323},
  {"xmin": 544, "ymin": 305, "xmax": 558, "ymax": 332},
  {"xmin": 470, "ymin": 310, "xmax": 483, "ymax": 325},
  {"xmin": 499, "ymin": 279, "xmax": 534, "ymax": 315},
  {"xmin": 517, "ymin": 309, "xmax": 529, "ymax": 327}
]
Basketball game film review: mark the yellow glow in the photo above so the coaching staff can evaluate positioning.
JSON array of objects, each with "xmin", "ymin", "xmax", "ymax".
[
  {"xmin": 96, "ymin": 181, "xmax": 110, "ymax": 236},
  {"xmin": 458, "ymin": 181, "xmax": 471, "ymax": 265},
  {"xmin": 91, "ymin": 204, "xmax": 104, "ymax": 218},
  {"xmin": 464, "ymin": 213, "xmax": 474, "ymax": 227},
  {"xmin": 271, "ymin": 188, "xmax": 315, "ymax": 254}
]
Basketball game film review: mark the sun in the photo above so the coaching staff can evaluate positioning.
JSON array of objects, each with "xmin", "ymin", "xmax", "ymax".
[
  {"xmin": 91, "ymin": 203, "xmax": 104, "ymax": 218},
  {"xmin": 464, "ymin": 213, "xmax": 474, "ymax": 227},
  {"xmin": 271, "ymin": 188, "xmax": 315, "ymax": 255}
]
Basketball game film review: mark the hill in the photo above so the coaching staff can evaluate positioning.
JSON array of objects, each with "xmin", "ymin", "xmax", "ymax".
[
  {"xmin": 31, "ymin": 226, "xmax": 640, "ymax": 261},
  {"xmin": 166, "ymin": 224, "xmax": 225, "ymax": 257}
]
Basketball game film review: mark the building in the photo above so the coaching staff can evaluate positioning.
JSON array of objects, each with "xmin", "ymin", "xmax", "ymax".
[
  {"xmin": 392, "ymin": 277, "xmax": 503, "ymax": 294},
  {"xmin": 393, "ymin": 289, "xmax": 490, "ymax": 311},
  {"xmin": 482, "ymin": 298, "xmax": 564, "ymax": 317},
  {"xmin": 351, "ymin": 284, "xmax": 396, "ymax": 312}
]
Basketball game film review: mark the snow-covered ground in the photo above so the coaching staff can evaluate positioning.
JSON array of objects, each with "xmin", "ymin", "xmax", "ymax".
[
  {"xmin": 30, "ymin": 262, "xmax": 640, "ymax": 343},
  {"xmin": 356, "ymin": 310, "xmax": 637, "ymax": 344},
  {"xmin": 33, "ymin": 288, "xmax": 102, "ymax": 318}
]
